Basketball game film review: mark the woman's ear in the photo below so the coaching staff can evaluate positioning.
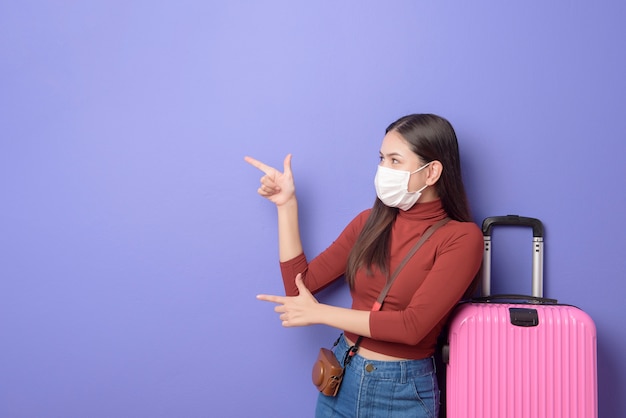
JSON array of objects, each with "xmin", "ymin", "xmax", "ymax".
[{"xmin": 425, "ymin": 161, "xmax": 443, "ymax": 185}]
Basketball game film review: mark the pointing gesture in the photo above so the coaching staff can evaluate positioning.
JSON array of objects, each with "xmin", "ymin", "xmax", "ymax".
[
  {"xmin": 244, "ymin": 154, "xmax": 296, "ymax": 206},
  {"xmin": 256, "ymin": 274, "xmax": 320, "ymax": 327}
]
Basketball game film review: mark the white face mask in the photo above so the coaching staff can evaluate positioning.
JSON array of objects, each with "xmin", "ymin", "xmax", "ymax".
[{"xmin": 374, "ymin": 163, "xmax": 430, "ymax": 211}]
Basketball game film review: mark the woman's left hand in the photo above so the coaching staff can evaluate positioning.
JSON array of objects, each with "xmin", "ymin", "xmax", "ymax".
[{"xmin": 257, "ymin": 274, "xmax": 320, "ymax": 327}]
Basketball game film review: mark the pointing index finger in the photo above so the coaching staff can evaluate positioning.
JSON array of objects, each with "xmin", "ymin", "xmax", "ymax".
[
  {"xmin": 256, "ymin": 294, "xmax": 285, "ymax": 304},
  {"xmin": 244, "ymin": 156, "xmax": 274, "ymax": 175}
]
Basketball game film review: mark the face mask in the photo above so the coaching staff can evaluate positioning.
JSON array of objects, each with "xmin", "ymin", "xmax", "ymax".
[{"xmin": 374, "ymin": 163, "xmax": 430, "ymax": 211}]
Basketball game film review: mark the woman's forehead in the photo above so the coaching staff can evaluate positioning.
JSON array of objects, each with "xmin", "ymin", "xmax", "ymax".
[{"xmin": 380, "ymin": 131, "xmax": 412, "ymax": 154}]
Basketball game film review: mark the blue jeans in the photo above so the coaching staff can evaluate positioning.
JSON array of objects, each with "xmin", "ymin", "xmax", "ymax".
[{"xmin": 315, "ymin": 334, "xmax": 439, "ymax": 418}]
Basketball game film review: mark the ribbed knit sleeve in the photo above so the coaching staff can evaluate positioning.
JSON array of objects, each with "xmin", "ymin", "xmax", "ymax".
[{"xmin": 279, "ymin": 209, "xmax": 371, "ymax": 296}]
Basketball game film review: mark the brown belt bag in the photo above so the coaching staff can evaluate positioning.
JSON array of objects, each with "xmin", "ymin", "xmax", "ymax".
[{"xmin": 311, "ymin": 218, "xmax": 450, "ymax": 397}]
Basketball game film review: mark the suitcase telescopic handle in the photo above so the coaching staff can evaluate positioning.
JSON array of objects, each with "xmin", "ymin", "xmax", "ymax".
[
  {"xmin": 481, "ymin": 215, "xmax": 544, "ymax": 298},
  {"xmin": 482, "ymin": 215, "xmax": 544, "ymax": 237}
]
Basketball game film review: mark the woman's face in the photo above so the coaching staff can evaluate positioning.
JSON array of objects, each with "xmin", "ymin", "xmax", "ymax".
[{"xmin": 379, "ymin": 130, "xmax": 427, "ymax": 193}]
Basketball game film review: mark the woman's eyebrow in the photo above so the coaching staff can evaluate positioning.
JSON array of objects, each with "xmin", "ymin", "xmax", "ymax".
[{"xmin": 379, "ymin": 151, "xmax": 404, "ymax": 158}]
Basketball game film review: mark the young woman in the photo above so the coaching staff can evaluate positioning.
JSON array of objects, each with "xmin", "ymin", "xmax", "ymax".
[{"xmin": 245, "ymin": 114, "xmax": 483, "ymax": 417}]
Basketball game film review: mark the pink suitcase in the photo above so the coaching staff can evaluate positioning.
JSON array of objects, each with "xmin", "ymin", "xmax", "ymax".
[{"xmin": 443, "ymin": 215, "xmax": 598, "ymax": 418}]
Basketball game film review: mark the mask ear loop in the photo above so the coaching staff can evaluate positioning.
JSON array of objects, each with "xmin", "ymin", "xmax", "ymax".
[
  {"xmin": 409, "ymin": 162, "xmax": 431, "ymax": 193},
  {"xmin": 409, "ymin": 161, "xmax": 431, "ymax": 175}
]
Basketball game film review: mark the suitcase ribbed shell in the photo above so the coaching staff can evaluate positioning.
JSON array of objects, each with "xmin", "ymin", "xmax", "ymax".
[{"xmin": 446, "ymin": 302, "xmax": 597, "ymax": 418}]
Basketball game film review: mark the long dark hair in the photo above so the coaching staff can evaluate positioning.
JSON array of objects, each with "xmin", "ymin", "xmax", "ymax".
[{"xmin": 345, "ymin": 114, "xmax": 472, "ymax": 287}]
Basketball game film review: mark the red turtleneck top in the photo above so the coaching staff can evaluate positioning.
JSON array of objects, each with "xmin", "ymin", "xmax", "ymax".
[{"xmin": 279, "ymin": 199, "xmax": 483, "ymax": 359}]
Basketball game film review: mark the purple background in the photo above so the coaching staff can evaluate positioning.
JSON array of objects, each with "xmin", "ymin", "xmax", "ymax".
[{"xmin": 2, "ymin": 2, "xmax": 625, "ymax": 417}]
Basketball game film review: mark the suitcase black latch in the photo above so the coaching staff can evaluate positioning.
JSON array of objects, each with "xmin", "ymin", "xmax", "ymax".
[{"xmin": 509, "ymin": 308, "xmax": 539, "ymax": 327}]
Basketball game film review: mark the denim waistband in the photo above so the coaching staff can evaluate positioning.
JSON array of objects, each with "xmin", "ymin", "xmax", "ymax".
[{"xmin": 333, "ymin": 334, "xmax": 435, "ymax": 381}]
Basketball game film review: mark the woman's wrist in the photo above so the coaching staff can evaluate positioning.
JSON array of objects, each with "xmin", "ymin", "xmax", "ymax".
[{"xmin": 276, "ymin": 195, "xmax": 298, "ymax": 209}]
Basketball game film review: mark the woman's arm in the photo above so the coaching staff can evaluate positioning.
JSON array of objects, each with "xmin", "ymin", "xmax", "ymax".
[
  {"xmin": 275, "ymin": 197, "xmax": 302, "ymax": 262},
  {"xmin": 245, "ymin": 154, "xmax": 303, "ymax": 261},
  {"xmin": 279, "ymin": 210, "xmax": 370, "ymax": 295},
  {"xmin": 257, "ymin": 274, "xmax": 372, "ymax": 337},
  {"xmin": 248, "ymin": 155, "xmax": 372, "ymax": 334}
]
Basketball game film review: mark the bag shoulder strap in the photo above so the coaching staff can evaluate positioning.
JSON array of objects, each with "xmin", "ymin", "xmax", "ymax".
[
  {"xmin": 372, "ymin": 217, "xmax": 451, "ymax": 311},
  {"xmin": 345, "ymin": 217, "xmax": 451, "ymax": 364}
]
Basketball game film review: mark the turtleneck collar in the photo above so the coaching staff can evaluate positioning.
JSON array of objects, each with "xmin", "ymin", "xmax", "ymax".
[{"xmin": 397, "ymin": 199, "xmax": 448, "ymax": 222}]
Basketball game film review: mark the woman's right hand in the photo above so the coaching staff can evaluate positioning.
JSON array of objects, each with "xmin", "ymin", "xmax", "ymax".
[{"xmin": 244, "ymin": 154, "xmax": 296, "ymax": 206}]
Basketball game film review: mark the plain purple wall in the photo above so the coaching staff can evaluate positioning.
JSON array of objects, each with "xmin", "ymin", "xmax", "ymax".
[{"xmin": 2, "ymin": 2, "xmax": 625, "ymax": 417}]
